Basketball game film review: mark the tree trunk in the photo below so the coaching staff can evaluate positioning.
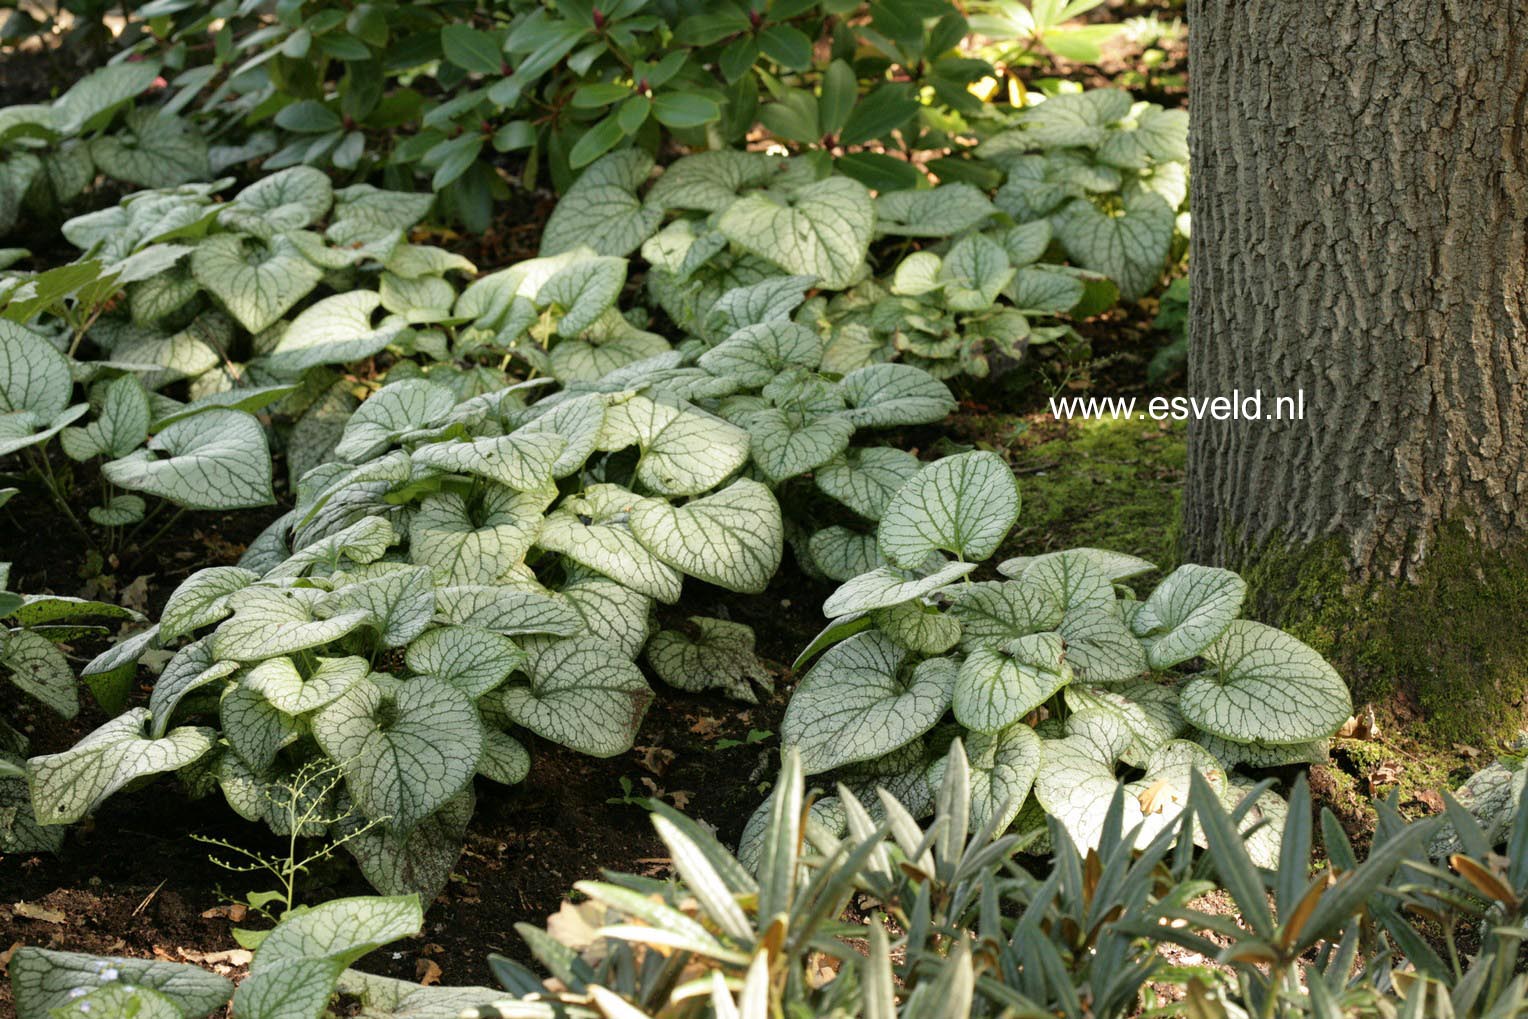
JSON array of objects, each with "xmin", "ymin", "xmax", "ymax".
[{"xmin": 1182, "ymin": 0, "xmax": 1528, "ymax": 738}]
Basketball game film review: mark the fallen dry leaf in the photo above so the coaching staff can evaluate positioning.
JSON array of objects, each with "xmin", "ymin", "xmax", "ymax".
[
  {"xmin": 173, "ymin": 946, "xmax": 252, "ymax": 969},
  {"xmin": 635, "ymin": 745, "xmax": 675, "ymax": 776},
  {"xmin": 688, "ymin": 715, "xmax": 723, "ymax": 737},
  {"xmin": 13, "ymin": 902, "xmax": 67, "ymax": 924},
  {"xmin": 546, "ymin": 900, "xmax": 604, "ymax": 953},
  {"xmin": 201, "ymin": 903, "xmax": 248, "ymax": 922},
  {"xmin": 1367, "ymin": 761, "xmax": 1404, "ymax": 794},
  {"xmin": 120, "ymin": 574, "xmax": 152, "ymax": 615},
  {"xmin": 1414, "ymin": 789, "xmax": 1445, "ymax": 813},
  {"xmin": 416, "ymin": 958, "xmax": 443, "ymax": 986},
  {"xmin": 668, "ymin": 790, "xmax": 694, "ymax": 810},
  {"xmin": 1, "ymin": 941, "xmax": 22, "ymax": 970}
]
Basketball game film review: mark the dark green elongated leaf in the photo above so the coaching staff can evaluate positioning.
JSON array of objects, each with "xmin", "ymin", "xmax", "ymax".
[
  {"xmin": 441, "ymin": 24, "xmax": 503, "ymax": 74},
  {"xmin": 1296, "ymin": 819, "xmax": 1435, "ymax": 953},
  {"xmin": 568, "ymin": 115, "xmax": 628, "ymax": 169},
  {"xmin": 573, "ymin": 82, "xmax": 632, "ymax": 108},
  {"xmin": 841, "ymin": 83, "xmax": 921, "ymax": 146},
  {"xmin": 758, "ymin": 24, "xmax": 812, "ymax": 70},
  {"xmin": 652, "ymin": 92, "xmax": 721, "ymax": 129},
  {"xmin": 819, "ymin": 60, "xmax": 857, "ymax": 136}
]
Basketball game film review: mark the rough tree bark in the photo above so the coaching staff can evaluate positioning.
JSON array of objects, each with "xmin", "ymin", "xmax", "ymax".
[{"xmin": 1182, "ymin": 0, "xmax": 1528, "ymax": 738}]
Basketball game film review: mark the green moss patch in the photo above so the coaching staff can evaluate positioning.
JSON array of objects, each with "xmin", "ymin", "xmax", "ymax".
[
  {"xmin": 1244, "ymin": 523, "xmax": 1528, "ymax": 748},
  {"xmin": 987, "ymin": 414, "xmax": 1185, "ymax": 572}
]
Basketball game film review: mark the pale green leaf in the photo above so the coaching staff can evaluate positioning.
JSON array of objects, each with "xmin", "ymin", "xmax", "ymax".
[
  {"xmin": 648, "ymin": 150, "xmax": 780, "ymax": 212},
  {"xmin": 815, "ymin": 447, "xmax": 922, "ymax": 521},
  {"xmin": 947, "ymin": 579, "xmax": 1064, "ymax": 651},
  {"xmin": 1180, "ymin": 620, "xmax": 1352, "ymax": 745},
  {"xmin": 499, "ymin": 636, "xmax": 652, "ymax": 757},
  {"xmin": 1132, "ymin": 564, "xmax": 1246, "ymax": 669},
  {"xmin": 345, "ymin": 790, "xmax": 476, "ymax": 904},
  {"xmin": 101, "ymin": 408, "xmax": 274, "ymax": 510},
  {"xmin": 836, "ymin": 364, "xmax": 955, "ymax": 428},
  {"xmin": 211, "ymin": 586, "xmax": 371, "ymax": 661},
  {"xmin": 541, "ymin": 255, "xmax": 627, "ymax": 337},
  {"xmin": 190, "ymin": 234, "xmax": 323, "ymax": 333},
  {"xmin": 953, "ymin": 632, "xmax": 1071, "ymax": 733},
  {"xmin": 696, "ymin": 321, "xmax": 824, "ymax": 388},
  {"xmin": 59, "ymin": 374, "xmax": 150, "ymax": 461},
  {"xmin": 628, "ymin": 479, "xmax": 783, "ymax": 594},
  {"xmin": 432, "ymin": 584, "xmax": 583, "ymax": 637},
  {"xmin": 598, "ymin": 393, "xmax": 749, "ymax": 498},
  {"xmin": 870, "ymin": 598, "xmax": 961, "ymax": 655},
  {"xmin": 0, "ymin": 320, "xmax": 72, "ymax": 421},
  {"xmin": 89, "ymin": 110, "xmax": 209, "ymax": 188},
  {"xmin": 1053, "ymin": 187, "xmax": 1175, "ymax": 300},
  {"xmin": 806, "ymin": 526, "xmax": 884, "ymax": 582},
  {"xmin": 219, "ymin": 165, "xmax": 334, "ymax": 238},
  {"xmin": 405, "ymin": 626, "xmax": 526, "ymax": 700},
  {"xmin": 781, "ymin": 631, "xmax": 953, "ymax": 774},
  {"xmin": 28, "ymin": 708, "xmax": 214, "ymax": 825},
  {"xmin": 408, "ymin": 485, "xmax": 547, "ymax": 586},
  {"xmin": 877, "ymin": 451, "xmax": 1019, "ymax": 568},
  {"xmin": 821, "ymin": 559, "xmax": 974, "ymax": 617},
  {"xmin": 875, "ymin": 184, "xmax": 995, "ymax": 238},
  {"xmin": 8, "ymin": 947, "xmax": 232, "ymax": 1019},
  {"xmin": 264, "ymin": 291, "xmax": 407, "ymax": 374},
  {"xmin": 411, "ymin": 431, "xmax": 564, "ymax": 491},
  {"xmin": 646, "ymin": 617, "xmax": 772, "ymax": 702},
  {"xmin": 1, "ymin": 628, "xmax": 77, "ymax": 718},
  {"xmin": 335, "ymin": 379, "xmax": 457, "ymax": 462},
  {"xmin": 739, "ymin": 407, "xmax": 853, "ymax": 484},
  {"xmin": 926, "ymin": 723, "xmax": 1041, "ymax": 832},
  {"xmin": 221, "ymin": 679, "xmax": 301, "ymax": 771},
  {"xmin": 540, "ymin": 150, "xmax": 661, "ymax": 257},
  {"xmin": 324, "ymin": 564, "xmax": 436, "ymax": 648},
  {"xmin": 244, "ymin": 654, "xmax": 369, "ymax": 716},
  {"xmin": 313, "ymin": 676, "xmax": 483, "ymax": 830},
  {"xmin": 717, "ymin": 177, "xmax": 873, "ymax": 288},
  {"xmin": 537, "ymin": 485, "xmax": 683, "ymax": 603},
  {"xmin": 148, "ymin": 637, "xmax": 238, "ymax": 737}
]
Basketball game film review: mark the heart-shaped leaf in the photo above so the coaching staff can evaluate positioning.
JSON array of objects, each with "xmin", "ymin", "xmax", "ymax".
[
  {"xmin": 878, "ymin": 451, "xmax": 1019, "ymax": 568},
  {"xmin": 313, "ymin": 675, "xmax": 482, "ymax": 830},
  {"xmin": 782, "ymin": 631, "xmax": 954, "ymax": 773},
  {"xmin": 1180, "ymin": 620, "xmax": 1351, "ymax": 745},
  {"xmin": 499, "ymin": 636, "xmax": 652, "ymax": 757},
  {"xmin": 1132, "ymin": 564, "xmax": 1246, "ymax": 669},
  {"xmin": 629, "ymin": 479, "xmax": 783, "ymax": 594},
  {"xmin": 953, "ymin": 632, "xmax": 1071, "ymax": 733},
  {"xmin": 191, "ymin": 234, "xmax": 323, "ymax": 334},
  {"xmin": 647, "ymin": 617, "xmax": 772, "ymax": 702},
  {"xmin": 29, "ymin": 709, "xmax": 214, "ymax": 825},
  {"xmin": 102, "ymin": 408, "xmax": 274, "ymax": 510},
  {"xmin": 717, "ymin": 176, "xmax": 873, "ymax": 288}
]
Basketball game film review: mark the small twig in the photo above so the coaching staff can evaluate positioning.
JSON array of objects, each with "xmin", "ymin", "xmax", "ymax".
[{"xmin": 131, "ymin": 879, "xmax": 167, "ymax": 917}]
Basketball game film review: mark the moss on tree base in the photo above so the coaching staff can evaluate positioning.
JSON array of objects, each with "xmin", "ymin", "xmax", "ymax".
[{"xmin": 1242, "ymin": 523, "xmax": 1528, "ymax": 746}]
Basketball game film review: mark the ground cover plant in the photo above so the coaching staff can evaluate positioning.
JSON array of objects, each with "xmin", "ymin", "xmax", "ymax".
[{"xmin": 2, "ymin": 0, "xmax": 1522, "ymax": 1015}]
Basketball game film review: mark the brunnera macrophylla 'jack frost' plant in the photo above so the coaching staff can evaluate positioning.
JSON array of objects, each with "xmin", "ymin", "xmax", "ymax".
[
  {"xmin": 772, "ymin": 449, "xmax": 1353, "ymax": 864},
  {"xmin": 27, "ymin": 372, "xmax": 787, "ymax": 900},
  {"xmin": 493, "ymin": 88, "xmax": 1185, "ymax": 383},
  {"xmin": 0, "ymin": 171, "xmax": 483, "ymax": 527},
  {"xmin": 6, "ymin": 892, "xmax": 504, "ymax": 1019},
  {"xmin": 0, "ymin": 560, "xmax": 148, "ymax": 855},
  {"xmin": 0, "ymin": 61, "xmax": 214, "ymax": 239}
]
